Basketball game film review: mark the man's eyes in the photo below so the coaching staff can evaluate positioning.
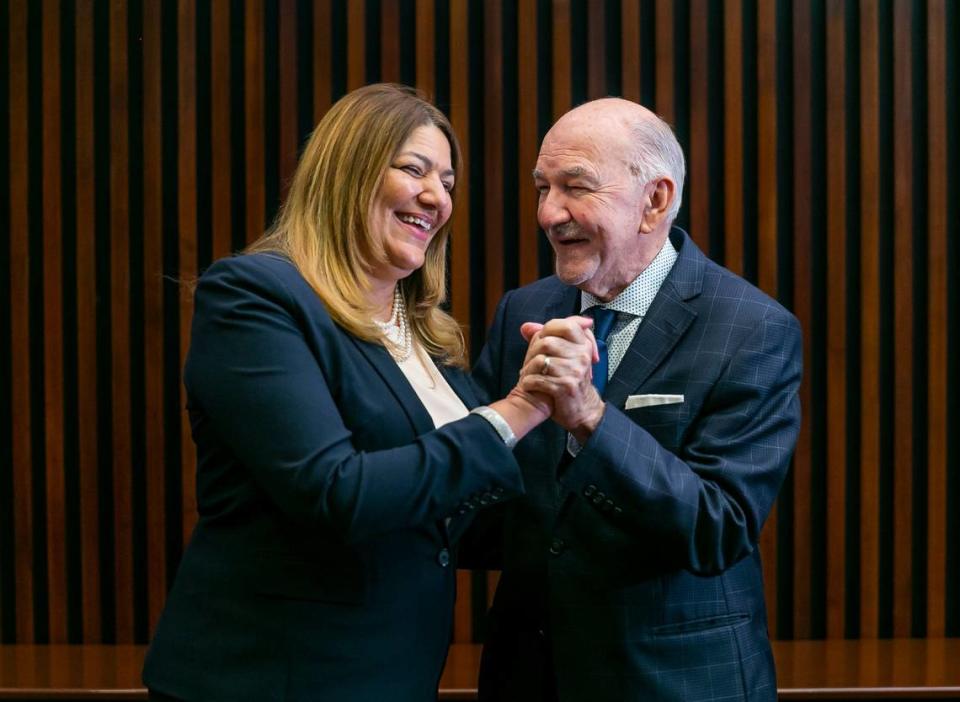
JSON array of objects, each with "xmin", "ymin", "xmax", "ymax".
[{"xmin": 535, "ymin": 183, "xmax": 589, "ymax": 194}]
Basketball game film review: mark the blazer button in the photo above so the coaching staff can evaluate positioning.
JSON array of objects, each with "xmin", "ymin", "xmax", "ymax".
[
  {"xmin": 437, "ymin": 548, "xmax": 451, "ymax": 567},
  {"xmin": 602, "ymin": 498, "xmax": 615, "ymax": 513},
  {"xmin": 591, "ymin": 491, "xmax": 606, "ymax": 505},
  {"xmin": 548, "ymin": 538, "xmax": 565, "ymax": 556},
  {"xmin": 583, "ymin": 484, "xmax": 597, "ymax": 497}
]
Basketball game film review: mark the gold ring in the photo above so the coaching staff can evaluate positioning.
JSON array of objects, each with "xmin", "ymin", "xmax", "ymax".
[{"xmin": 542, "ymin": 356, "xmax": 552, "ymax": 375}]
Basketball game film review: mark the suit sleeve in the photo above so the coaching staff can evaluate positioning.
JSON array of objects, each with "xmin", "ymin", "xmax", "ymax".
[
  {"xmin": 185, "ymin": 258, "xmax": 523, "ymax": 544},
  {"xmin": 561, "ymin": 308, "xmax": 802, "ymax": 575}
]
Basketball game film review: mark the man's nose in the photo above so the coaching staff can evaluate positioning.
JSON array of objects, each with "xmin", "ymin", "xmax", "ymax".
[{"xmin": 537, "ymin": 190, "xmax": 570, "ymax": 228}]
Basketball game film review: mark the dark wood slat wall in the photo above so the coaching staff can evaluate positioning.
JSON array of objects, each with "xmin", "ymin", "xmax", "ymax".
[
  {"xmin": 1, "ymin": 0, "xmax": 958, "ymax": 645},
  {"xmin": 926, "ymin": 0, "xmax": 947, "ymax": 640}
]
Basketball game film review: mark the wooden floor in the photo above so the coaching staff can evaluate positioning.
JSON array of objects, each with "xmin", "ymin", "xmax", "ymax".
[{"xmin": 0, "ymin": 639, "xmax": 958, "ymax": 700}]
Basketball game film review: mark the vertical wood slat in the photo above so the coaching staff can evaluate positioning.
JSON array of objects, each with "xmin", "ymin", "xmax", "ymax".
[
  {"xmin": 926, "ymin": 0, "xmax": 948, "ymax": 639},
  {"xmin": 347, "ymin": 0, "xmax": 365, "ymax": 91},
  {"xmin": 448, "ymin": 1, "xmax": 470, "ymax": 340},
  {"xmin": 8, "ymin": 0, "xmax": 35, "ymax": 644},
  {"xmin": 414, "ymin": 0, "xmax": 434, "ymax": 98},
  {"xmin": 755, "ymin": 0, "xmax": 779, "ymax": 639},
  {"xmin": 654, "ymin": 0, "xmax": 674, "ymax": 122},
  {"xmin": 381, "ymin": 0, "xmax": 401, "ymax": 84},
  {"xmin": 141, "ymin": 0, "xmax": 166, "ymax": 633},
  {"xmin": 860, "ymin": 0, "xmax": 881, "ymax": 638},
  {"xmin": 211, "ymin": 0, "xmax": 232, "ymax": 261},
  {"xmin": 42, "ymin": 0, "xmax": 68, "ymax": 644},
  {"xmin": 517, "ymin": 0, "xmax": 539, "ymax": 286},
  {"xmin": 756, "ymin": 0, "xmax": 777, "ymax": 298},
  {"xmin": 313, "ymin": 0, "xmax": 333, "ymax": 120},
  {"xmin": 448, "ymin": 0, "xmax": 472, "ymax": 642},
  {"xmin": 109, "ymin": 0, "xmax": 134, "ymax": 644},
  {"xmin": 825, "ymin": 0, "xmax": 848, "ymax": 640},
  {"xmin": 621, "ymin": 0, "xmax": 640, "ymax": 104},
  {"xmin": 75, "ymin": 0, "xmax": 102, "ymax": 643},
  {"xmin": 244, "ymin": 0, "xmax": 265, "ymax": 243},
  {"xmin": 178, "ymin": 0, "xmax": 199, "ymax": 547},
  {"xmin": 586, "ymin": 0, "xmax": 605, "ymax": 100},
  {"xmin": 687, "ymin": 0, "xmax": 710, "ymax": 255},
  {"xmin": 278, "ymin": 0, "xmax": 299, "ymax": 200},
  {"xmin": 723, "ymin": 0, "xmax": 744, "ymax": 276},
  {"xmin": 891, "ymin": 0, "xmax": 913, "ymax": 638},
  {"xmin": 552, "ymin": 0, "xmax": 571, "ymax": 120},
  {"xmin": 859, "ymin": 0, "xmax": 882, "ymax": 639},
  {"xmin": 792, "ymin": 0, "xmax": 813, "ymax": 640},
  {"xmin": 483, "ymin": 0, "xmax": 504, "ymax": 323}
]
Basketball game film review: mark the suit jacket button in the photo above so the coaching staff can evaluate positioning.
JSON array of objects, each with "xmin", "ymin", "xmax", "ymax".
[
  {"xmin": 602, "ymin": 498, "xmax": 615, "ymax": 513},
  {"xmin": 591, "ymin": 491, "xmax": 606, "ymax": 505},
  {"xmin": 437, "ymin": 548, "xmax": 451, "ymax": 567},
  {"xmin": 583, "ymin": 484, "xmax": 597, "ymax": 497},
  {"xmin": 549, "ymin": 538, "xmax": 565, "ymax": 556}
]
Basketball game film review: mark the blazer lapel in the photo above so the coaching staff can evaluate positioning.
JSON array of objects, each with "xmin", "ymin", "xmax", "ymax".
[
  {"xmin": 348, "ymin": 335, "xmax": 437, "ymax": 438},
  {"xmin": 604, "ymin": 228, "xmax": 704, "ymax": 410}
]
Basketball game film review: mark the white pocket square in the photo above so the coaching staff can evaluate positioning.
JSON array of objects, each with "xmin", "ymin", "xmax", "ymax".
[{"xmin": 624, "ymin": 394, "xmax": 685, "ymax": 409}]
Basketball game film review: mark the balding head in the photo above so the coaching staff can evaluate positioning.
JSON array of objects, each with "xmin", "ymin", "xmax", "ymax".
[{"xmin": 545, "ymin": 98, "xmax": 685, "ymax": 222}]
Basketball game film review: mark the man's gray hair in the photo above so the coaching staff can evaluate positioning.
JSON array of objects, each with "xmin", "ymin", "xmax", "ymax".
[{"xmin": 628, "ymin": 113, "xmax": 686, "ymax": 223}]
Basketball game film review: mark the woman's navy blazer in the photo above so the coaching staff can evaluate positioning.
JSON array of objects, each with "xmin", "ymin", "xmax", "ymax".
[{"xmin": 143, "ymin": 253, "xmax": 523, "ymax": 702}]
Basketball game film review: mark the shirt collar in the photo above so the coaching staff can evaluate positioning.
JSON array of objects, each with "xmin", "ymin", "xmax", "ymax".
[{"xmin": 579, "ymin": 237, "xmax": 679, "ymax": 318}]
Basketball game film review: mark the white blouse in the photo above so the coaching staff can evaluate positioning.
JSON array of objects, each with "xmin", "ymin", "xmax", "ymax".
[{"xmin": 395, "ymin": 345, "xmax": 469, "ymax": 429}]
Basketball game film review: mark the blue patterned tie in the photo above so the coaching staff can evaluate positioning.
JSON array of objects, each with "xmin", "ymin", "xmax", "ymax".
[{"xmin": 587, "ymin": 306, "xmax": 617, "ymax": 394}]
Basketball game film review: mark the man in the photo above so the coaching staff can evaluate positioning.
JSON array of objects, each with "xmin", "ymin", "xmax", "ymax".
[{"xmin": 469, "ymin": 98, "xmax": 802, "ymax": 701}]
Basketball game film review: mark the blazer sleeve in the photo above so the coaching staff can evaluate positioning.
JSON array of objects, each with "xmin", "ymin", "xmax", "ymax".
[
  {"xmin": 560, "ymin": 307, "xmax": 802, "ymax": 575},
  {"xmin": 185, "ymin": 257, "xmax": 524, "ymax": 545}
]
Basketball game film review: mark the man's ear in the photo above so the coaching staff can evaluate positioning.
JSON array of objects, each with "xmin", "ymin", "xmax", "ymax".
[{"xmin": 639, "ymin": 177, "xmax": 676, "ymax": 233}]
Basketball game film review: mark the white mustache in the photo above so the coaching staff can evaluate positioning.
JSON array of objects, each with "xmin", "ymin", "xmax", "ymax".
[{"xmin": 550, "ymin": 222, "xmax": 587, "ymax": 240}]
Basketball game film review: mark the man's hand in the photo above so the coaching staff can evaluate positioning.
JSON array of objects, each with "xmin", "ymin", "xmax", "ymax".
[{"xmin": 517, "ymin": 317, "xmax": 606, "ymax": 443}]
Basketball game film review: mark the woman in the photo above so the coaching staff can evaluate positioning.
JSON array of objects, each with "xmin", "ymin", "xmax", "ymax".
[{"xmin": 143, "ymin": 84, "xmax": 578, "ymax": 701}]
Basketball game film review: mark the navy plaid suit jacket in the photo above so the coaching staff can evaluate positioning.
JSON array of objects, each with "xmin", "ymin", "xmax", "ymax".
[{"xmin": 469, "ymin": 228, "xmax": 802, "ymax": 702}]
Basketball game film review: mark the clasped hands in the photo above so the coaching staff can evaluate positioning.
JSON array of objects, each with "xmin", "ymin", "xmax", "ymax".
[{"xmin": 508, "ymin": 316, "xmax": 606, "ymax": 444}]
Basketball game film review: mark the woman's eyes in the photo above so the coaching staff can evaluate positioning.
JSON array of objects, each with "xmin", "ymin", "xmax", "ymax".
[{"xmin": 398, "ymin": 164, "xmax": 454, "ymax": 193}]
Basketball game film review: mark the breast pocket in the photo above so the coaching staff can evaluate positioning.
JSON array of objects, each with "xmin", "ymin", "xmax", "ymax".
[{"xmin": 625, "ymin": 403, "xmax": 688, "ymax": 450}]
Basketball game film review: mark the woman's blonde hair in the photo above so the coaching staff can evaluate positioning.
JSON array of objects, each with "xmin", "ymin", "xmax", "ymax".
[{"xmin": 248, "ymin": 83, "xmax": 466, "ymax": 366}]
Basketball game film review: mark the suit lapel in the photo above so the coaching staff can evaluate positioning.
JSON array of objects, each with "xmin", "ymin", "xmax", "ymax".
[
  {"xmin": 348, "ymin": 335, "xmax": 437, "ymax": 438},
  {"xmin": 604, "ymin": 228, "xmax": 704, "ymax": 410}
]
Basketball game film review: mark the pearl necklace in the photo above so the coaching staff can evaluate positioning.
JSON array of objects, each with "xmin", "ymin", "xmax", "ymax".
[{"xmin": 374, "ymin": 285, "xmax": 413, "ymax": 362}]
